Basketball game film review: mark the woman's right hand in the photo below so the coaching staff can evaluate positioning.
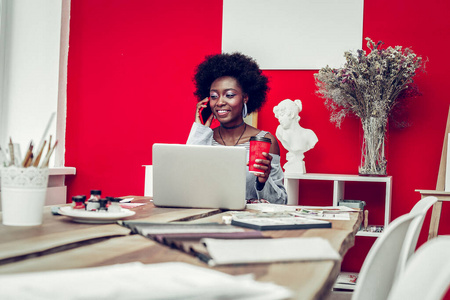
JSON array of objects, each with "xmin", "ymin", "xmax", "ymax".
[{"xmin": 195, "ymin": 97, "xmax": 214, "ymax": 127}]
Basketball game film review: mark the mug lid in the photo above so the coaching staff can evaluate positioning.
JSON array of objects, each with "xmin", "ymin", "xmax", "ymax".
[{"xmin": 250, "ymin": 136, "xmax": 272, "ymax": 143}]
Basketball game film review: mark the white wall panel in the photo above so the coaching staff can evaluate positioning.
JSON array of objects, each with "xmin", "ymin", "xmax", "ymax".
[{"xmin": 222, "ymin": 0, "xmax": 364, "ymax": 70}]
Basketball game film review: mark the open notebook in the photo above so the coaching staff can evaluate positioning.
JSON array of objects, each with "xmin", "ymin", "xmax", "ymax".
[{"xmin": 152, "ymin": 143, "xmax": 247, "ymax": 210}]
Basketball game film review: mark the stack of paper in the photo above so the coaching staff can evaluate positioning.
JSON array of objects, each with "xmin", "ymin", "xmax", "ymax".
[
  {"xmin": 333, "ymin": 272, "xmax": 358, "ymax": 290},
  {"xmin": 0, "ymin": 262, "xmax": 293, "ymax": 300}
]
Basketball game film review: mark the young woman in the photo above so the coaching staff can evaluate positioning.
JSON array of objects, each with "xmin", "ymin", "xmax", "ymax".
[{"xmin": 186, "ymin": 52, "xmax": 287, "ymax": 204}]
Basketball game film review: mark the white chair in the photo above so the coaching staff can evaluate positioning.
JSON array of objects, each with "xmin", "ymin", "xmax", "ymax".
[
  {"xmin": 351, "ymin": 211, "xmax": 422, "ymax": 300},
  {"xmin": 387, "ymin": 236, "xmax": 450, "ymax": 300},
  {"xmin": 397, "ymin": 196, "xmax": 438, "ymax": 277},
  {"xmin": 329, "ymin": 197, "xmax": 438, "ymax": 300}
]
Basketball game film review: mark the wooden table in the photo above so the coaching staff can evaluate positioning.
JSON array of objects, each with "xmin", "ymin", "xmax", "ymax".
[{"xmin": 0, "ymin": 196, "xmax": 361, "ymax": 300}]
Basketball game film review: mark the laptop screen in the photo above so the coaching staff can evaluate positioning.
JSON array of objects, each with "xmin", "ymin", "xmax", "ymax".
[{"xmin": 152, "ymin": 144, "xmax": 247, "ymax": 210}]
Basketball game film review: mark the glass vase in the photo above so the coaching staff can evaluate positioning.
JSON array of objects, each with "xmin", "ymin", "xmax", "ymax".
[{"xmin": 359, "ymin": 117, "xmax": 388, "ymax": 176}]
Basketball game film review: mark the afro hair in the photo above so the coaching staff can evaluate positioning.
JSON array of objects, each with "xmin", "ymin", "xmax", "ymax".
[{"xmin": 193, "ymin": 52, "xmax": 269, "ymax": 114}]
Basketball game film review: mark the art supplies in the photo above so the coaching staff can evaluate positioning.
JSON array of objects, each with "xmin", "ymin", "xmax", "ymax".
[
  {"xmin": 0, "ymin": 146, "xmax": 7, "ymax": 166},
  {"xmin": 8, "ymin": 138, "xmax": 14, "ymax": 166},
  {"xmin": 1, "ymin": 136, "xmax": 57, "ymax": 168},
  {"xmin": 58, "ymin": 194, "xmax": 140, "ymax": 224},
  {"xmin": 35, "ymin": 112, "xmax": 55, "ymax": 160},
  {"xmin": 1, "ymin": 112, "xmax": 57, "ymax": 168},
  {"xmin": 0, "ymin": 119, "xmax": 57, "ymax": 226},
  {"xmin": 32, "ymin": 140, "xmax": 47, "ymax": 167},
  {"xmin": 21, "ymin": 141, "xmax": 34, "ymax": 167},
  {"xmin": 86, "ymin": 190, "xmax": 102, "ymax": 211},
  {"xmin": 71, "ymin": 195, "xmax": 86, "ymax": 210},
  {"xmin": 40, "ymin": 139, "xmax": 58, "ymax": 168}
]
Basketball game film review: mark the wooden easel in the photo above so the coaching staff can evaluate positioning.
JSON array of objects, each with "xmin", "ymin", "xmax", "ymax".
[{"xmin": 416, "ymin": 105, "xmax": 450, "ymax": 240}]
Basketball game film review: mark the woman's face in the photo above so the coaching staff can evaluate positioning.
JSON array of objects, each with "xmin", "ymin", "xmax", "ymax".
[
  {"xmin": 274, "ymin": 103, "xmax": 294, "ymax": 130},
  {"xmin": 209, "ymin": 76, "xmax": 247, "ymax": 126}
]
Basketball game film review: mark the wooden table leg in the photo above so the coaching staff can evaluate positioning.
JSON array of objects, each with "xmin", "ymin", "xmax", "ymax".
[{"xmin": 428, "ymin": 201, "xmax": 443, "ymax": 240}]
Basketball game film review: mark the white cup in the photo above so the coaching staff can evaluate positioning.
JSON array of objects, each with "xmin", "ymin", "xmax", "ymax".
[{"xmin": 1, "ymin": 166, "xmax": 49, "ymax": 226}]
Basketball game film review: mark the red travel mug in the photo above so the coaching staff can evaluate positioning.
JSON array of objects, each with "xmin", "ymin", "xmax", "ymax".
[{"xmin": 249, "ymin": 136, "xmax": 272, "ymax": 174}]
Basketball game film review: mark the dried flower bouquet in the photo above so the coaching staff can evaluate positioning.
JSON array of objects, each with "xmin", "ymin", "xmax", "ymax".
[{"xmin": 314, "ymin": 38, "xmax": 424, "ymax": 175}]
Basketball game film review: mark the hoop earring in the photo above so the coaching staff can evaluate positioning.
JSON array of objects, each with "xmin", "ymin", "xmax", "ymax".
[{"xmin": 242, "ymin": 103, "xmax": 248, "ymax": 118}]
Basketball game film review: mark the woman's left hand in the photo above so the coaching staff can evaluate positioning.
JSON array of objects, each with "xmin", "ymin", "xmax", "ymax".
[{"xmin": 253, "ymin": 152, "xmax": 272, "ymax": 184}]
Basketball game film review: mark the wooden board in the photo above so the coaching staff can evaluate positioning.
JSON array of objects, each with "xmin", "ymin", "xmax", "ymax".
[{"xmin": 436, "ymin": 105, "xmax": 450, "ymax": 191}]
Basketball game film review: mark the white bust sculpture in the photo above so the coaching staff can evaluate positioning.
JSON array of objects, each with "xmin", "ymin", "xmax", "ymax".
[{"xmin": 273, "ymin": 99, "xmax": 318, "ymax": 174}]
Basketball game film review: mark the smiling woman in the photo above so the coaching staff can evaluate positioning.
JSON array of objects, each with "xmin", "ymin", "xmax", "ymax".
[{"xmin": 186, "ymin": 52, "xmax": 287, "ymax": 204}]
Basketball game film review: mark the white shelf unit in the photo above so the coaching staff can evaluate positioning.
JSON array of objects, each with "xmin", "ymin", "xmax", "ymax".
[
  {"xmin": 47, "ymin": 167, "xmax": 76, "ymax": 205},
  {"xmin": 284, "ymin": 173, "xmax": 392, "ymax": 237}
]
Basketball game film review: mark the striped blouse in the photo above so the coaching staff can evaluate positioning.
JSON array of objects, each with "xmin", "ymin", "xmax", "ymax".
[{"xmin": 211, "ymin": 130, "xmax": 269, "ymax": 151}]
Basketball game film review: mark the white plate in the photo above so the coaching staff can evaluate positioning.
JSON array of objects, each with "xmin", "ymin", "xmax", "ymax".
[{"xmin": 58, "ymin": 206, "xmax": 136, "ymax": 223}]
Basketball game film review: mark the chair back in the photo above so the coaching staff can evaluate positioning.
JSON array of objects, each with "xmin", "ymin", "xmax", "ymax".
[
  {"xmin": 351, "ymin": 212, "xmax": 421, "ymax": 300},
  {"xmin": 387, "ymin": 236, "xmax": 450, "ymax": 300},
  {"xmin": 397, "ymin": 196, "xmax": 437, "ymax": 277}
]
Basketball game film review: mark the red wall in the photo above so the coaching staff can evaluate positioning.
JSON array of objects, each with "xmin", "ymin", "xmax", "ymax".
[{"xmin": 66, "ymin": 0, "xmax": 450, "ymax": 276}]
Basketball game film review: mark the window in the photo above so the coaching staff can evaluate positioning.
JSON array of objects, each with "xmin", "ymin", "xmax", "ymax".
[{"xmin": 0, "ymin": 0, "xmax": 70, "ymax": 167}]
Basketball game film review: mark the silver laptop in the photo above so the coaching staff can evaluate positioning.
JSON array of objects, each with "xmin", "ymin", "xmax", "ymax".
[{"xmin": 152, "ymin": 143, "xmax": 247, "ymax": 210}]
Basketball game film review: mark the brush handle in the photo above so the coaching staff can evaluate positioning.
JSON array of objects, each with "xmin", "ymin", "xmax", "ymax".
[{"xmin": 364, "ymin": 210, "xmax": 369, "ymax": 230}]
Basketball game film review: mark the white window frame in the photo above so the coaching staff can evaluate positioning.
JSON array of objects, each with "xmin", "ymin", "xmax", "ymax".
[
  {"xmin": 0, "ymin": 0, "xmax": 6, "ymax": 134},
  {"xmin": 0, "ymin": 0, "xmax": 70, "ymax": 168}
]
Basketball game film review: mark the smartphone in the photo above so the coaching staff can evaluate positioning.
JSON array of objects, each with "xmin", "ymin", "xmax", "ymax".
[{"xmin": 200, "ymin": 101, "xmax": 213, "ymax": 124}]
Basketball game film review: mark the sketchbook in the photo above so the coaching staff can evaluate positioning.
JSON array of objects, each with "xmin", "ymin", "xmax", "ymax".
[
  {"xmin": 119, "ymin": 221, "xmax": 266, "ymax": 260},
  {"xmin": 230, "ymin": 211, "xmax": 332, "ymax": 231},
  {"xmin": 201, "ymin": 237, "xmax": 341, "ymax": 266}
]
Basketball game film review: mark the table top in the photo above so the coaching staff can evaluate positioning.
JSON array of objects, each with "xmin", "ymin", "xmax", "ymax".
[{"xmin": 0, "ymin": 196, "xmax": 361, "ymax": 300}]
